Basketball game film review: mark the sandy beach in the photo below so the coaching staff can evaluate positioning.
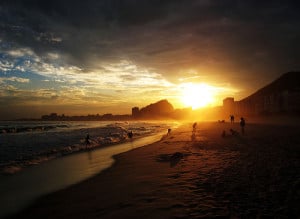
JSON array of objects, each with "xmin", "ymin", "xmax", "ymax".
[{"xmin": 10, "ymin": 121, "xmax": 300, "ymax": 218}]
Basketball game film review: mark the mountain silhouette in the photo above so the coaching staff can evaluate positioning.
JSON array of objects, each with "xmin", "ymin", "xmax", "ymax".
[
  {"xmin": 235, "ymin": 71, "xmax": 300, "ymax": 115},
  {"xmin": 138, "ymin": 99, "xmax": 174, "ymax": 118},
  {"xmin": 244, "ymin": 71, "xmax": 300, "ymax": 100}
]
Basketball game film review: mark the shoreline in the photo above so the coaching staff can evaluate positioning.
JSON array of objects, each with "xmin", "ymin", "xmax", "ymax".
[
  {"xmin": 0, "ymin": 130, "xmax": 171, "ymax": 219},
  {"xmin": 1, "ymin": 120, "xmax": 177, "ymax": 175},
  {"xmin": 8, "ymin": 121, "xmax": 300, "ymax": 218}
]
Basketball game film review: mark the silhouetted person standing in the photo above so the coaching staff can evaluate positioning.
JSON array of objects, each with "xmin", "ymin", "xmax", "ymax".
[
  {"xmin": 240, "ymin": 117, "xmax": 245, "ymax": 134},
  {"xmin": 230, "ymin": 115, "xmax": 235, "ymax": 123},
  {"xmin": 167, "ymin": 128, "xmax": 171, "ymax": 135},
  {"xmin": 127, "ymin": 131, "xmax": 133, "ymax": 139},
  {"xmin": 85, "ymin": 133, "xmax": 90, "ymax": 148}
]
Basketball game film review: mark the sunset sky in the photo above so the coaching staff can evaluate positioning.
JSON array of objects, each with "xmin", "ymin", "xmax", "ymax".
[{"xmin": 0, "ymin": 0, "xmax": 299, "ymax": 119}]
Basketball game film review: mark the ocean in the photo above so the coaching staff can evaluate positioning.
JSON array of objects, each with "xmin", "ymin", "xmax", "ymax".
[
  {"xmin": 0, "ymin": 120, "xmax": 178, "ymax": 218},
  {"xmin": 0, "ymin": 120, "xmax": 177, "ymax": 174}
]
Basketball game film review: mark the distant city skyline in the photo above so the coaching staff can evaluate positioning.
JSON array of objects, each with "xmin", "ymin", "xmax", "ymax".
[{"xmin": 1, "ymin": 1, "xmax": 299, "ymax": 119}]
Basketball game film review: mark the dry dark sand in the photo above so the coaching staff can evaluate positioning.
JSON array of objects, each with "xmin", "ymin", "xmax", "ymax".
[{"xmin": 10, "ymin": 122, "xmax": 300, "ymax": 218}]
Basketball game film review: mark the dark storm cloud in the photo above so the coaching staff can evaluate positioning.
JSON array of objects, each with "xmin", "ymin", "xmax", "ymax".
[{"xmin": 1, "ymin": 0, "xmax": 300, "ymax": 89}]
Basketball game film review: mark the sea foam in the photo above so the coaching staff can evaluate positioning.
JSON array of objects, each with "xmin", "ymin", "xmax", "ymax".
[{"xmin": 0, "ymin": 121, "xmax": 175, "ymax": 174}]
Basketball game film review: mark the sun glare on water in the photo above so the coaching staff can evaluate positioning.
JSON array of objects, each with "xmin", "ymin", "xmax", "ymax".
[{"xmin": 180, "ymin": 83, "xmax": 216, "ymax": 109}]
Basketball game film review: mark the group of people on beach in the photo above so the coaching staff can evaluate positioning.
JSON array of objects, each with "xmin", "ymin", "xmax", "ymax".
[
  {"xmin": 84, "ymin": 116, "xmax": 246, "ymax": 148},
  {"xmin": 229, "ymin": 115, "xmax": 246, "ymax": 134},
  {"xmin": 221, "ymin": 115, "xmax": 246, "ymax": 138}
]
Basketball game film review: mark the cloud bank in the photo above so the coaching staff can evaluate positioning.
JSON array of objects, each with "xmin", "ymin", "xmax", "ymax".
[{"xmin": 0, "ymin": 0, "xmax": 299, "ymax": 118}]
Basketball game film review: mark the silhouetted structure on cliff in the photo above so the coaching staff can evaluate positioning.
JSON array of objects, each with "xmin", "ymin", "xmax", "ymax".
[{"xmin": 223, "ymin": 72, "xmax": 300, "ymax": 116}]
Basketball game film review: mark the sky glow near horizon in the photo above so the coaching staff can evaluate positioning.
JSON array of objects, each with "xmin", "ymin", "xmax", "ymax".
[
  {"xmin": 0, "ymin": 45, "xmax": 237, "ymax": 117},
  {"xmin": 0, "ymin": 0, "xmax": 299, "ymax": 119}
]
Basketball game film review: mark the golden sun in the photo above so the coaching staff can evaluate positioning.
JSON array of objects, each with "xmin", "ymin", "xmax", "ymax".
[{"xmin": 180, "ymin": 83, "xmax": 215, "ymax": 109}]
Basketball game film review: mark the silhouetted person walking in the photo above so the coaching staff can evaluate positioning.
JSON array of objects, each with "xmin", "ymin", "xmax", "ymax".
[
  {"xmin": 192, "ymin": 122, "xmax": 197, "ymax": 133},
  {"xmin": 240, "ymin": 117, "xmax": 245, "ymax": 134}
]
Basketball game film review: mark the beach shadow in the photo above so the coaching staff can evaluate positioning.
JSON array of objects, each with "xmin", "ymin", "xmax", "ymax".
[
  {"xmin": 170, "ymin": 152, "xmax": 184, "ymax": 167},
  {"xmin": 156, "ymin": 152, "xmax": 185, "ymax": 167}
]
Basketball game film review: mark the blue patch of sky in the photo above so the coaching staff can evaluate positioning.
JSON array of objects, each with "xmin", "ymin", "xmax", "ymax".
[
  {"xmin": 2, "ymin": 68, "xmax": 84, "ymax": 90},
  {"xmin": 1, "ymin": 50, "xmax": 85, "ymax": 89},
  {"xmin": 0, "ymin": 54, "xmax": 46, "ymax": 80}
]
